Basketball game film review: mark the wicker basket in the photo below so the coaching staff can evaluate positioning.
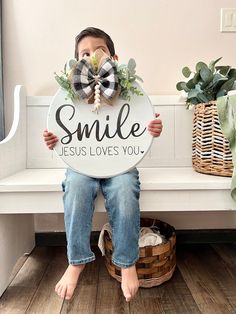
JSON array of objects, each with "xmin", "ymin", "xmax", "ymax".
[
  {"xmin": 103, "ymin": 218, "xmax": 176, "ymax": 288},
  {"xmin": 192, "ymin": 101, "xmax": 233, "ymax": 177}
]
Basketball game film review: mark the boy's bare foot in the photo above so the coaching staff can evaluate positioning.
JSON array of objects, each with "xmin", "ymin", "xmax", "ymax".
[
  {"xmin": 55, "ymin": 264, "xmax": 85, "ymax": 300},
  {"xmin": 121, "ymin": 265, "xmax": 139, "ymax": 302}
]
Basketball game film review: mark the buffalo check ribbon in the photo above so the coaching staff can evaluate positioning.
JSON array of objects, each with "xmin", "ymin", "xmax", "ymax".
[{"xmin": 72, "ymin": 57, "xmax": 119, "ymax": 104}]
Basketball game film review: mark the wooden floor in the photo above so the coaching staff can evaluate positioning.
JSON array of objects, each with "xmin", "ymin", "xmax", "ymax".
[{"xmin": 0, "ymin": 243, "xmax": 236, "ymax": 314}]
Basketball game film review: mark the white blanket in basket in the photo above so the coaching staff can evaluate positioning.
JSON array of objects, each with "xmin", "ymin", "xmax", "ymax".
[{"xmin": 98, "ymin": 222, "xmax": 165, "ymax": 256}]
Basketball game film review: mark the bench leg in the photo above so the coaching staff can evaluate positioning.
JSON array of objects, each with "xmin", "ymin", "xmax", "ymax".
[{"xmin": 0, "ymin": 214, "xmax": 35, "ymax": 297}]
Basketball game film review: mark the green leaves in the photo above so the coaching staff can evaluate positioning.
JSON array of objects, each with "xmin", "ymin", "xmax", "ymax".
[
  {"xmin": 176, "ymin": 57, "xmax": 236, "ymax": 107},
  {"xmin": 220, "ymin": 78, "xmax": 235, "ymax": 93},
  {"xmin": 128, "ymin": 58, "xmax": 136, "ymax": 75},
  {"xmin": 182, "ymin": 67, "xmax": 191, "ymax": 78},
  {"xmin": 176, "ymin": 81, "xmax": 189, "ymax": 92},
  {"xmin": 215, "ymin": 65, "xmax": 231, "ymax": 76},
  {"xmin": 200, "ymin": 67, "xmax": 213, "ymax": 83},
  {"xmin": 196, "ymin": 61, "xmax": 208, "ymax": 72},
  {"xmin": 117, "ymin": 58, "xmax": 144, "ymax": 100},
  {"xmin": 54, "ymin": 59, "xmax": 79, "ymax": 102},
  {"xmin": 196, "ymin": 92, "xmax": 211, "ymax": 103},
  {"xmin": 209, "ymin": 57, "xmax": 222, "ymax": 71},
  {"xmin": 228, "ymin": 69, "xmax": 236, "ymax": 79}
]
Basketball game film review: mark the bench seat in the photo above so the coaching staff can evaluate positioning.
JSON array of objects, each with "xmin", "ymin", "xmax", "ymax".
[{"xmin": 0, "ymin": 167, "xmax": 234, "ymax": 214}]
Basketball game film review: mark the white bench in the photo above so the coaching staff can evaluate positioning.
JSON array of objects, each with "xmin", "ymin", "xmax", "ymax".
[{"xmin": 0, "ymin": 85, "xmax": 235, "ymax": 297}]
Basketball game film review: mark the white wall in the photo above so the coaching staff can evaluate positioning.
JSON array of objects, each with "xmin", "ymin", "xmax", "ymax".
[{"xmin": 2, "ymin": 0, "xmax": 236, "ymax": 231}]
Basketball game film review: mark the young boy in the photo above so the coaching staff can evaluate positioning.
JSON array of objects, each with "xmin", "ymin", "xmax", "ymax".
[{"xmin": 43, "ymin": 27, "xmax": 163, "ymax": 302}]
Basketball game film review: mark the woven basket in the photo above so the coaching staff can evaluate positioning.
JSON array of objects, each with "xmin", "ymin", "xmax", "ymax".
[
  {"xmin": 104, "ymin": 218, "xmax": 176, "ymax": 288},
  {"xmin": 192, "ymin": 101, "xmax": 233, "ymax": 177}
]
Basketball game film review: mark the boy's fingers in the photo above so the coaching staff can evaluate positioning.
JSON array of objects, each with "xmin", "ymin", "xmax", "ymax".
[
  {"xmin": 149, "ymin": 132, "xmax": 157, "ymax": 137},
  {"xmin": 149, "ymin": 118, "xmax": 162, "ymax": 126},
  {"xmin": 148, "ymin": 125, "xmax": 162, "ymax": 130},
  {"xmin": 148, "ymin": 130, "xmax": 162, "ymax": 135},
  {"xmin": 47, "ymin": 143, "xmax": 56, "ymax": 149},
  {"xmin": 46, "ymin": 139, "xmax": 58, "ymax": 145},
  {"xmin": 149, "ymin": 122, "xmax": 162, "ymax": 127},
  {"xmin": 151, "ymin": 118, "xmax": 162, "ymax": 123},
  {"xmin": 149, "ymin": 122, "xmax": 162, "ymax": 128},
  {"xmin": 45, "ymin": 135, "xmax": 57, "ymax": 139},
  {"xmin": 43, "ymin": 130, "xmax": 55, "ymax": 137},
  {"xmin": 43, "ymin": 129, "xmax": 57, "ymax": 150},
  {"xmin": 43, "ymin": 131, "xmax": 52, "ymax": 137},
  {"xmin": 148, "ymin": 127, "xmax": 161, "ymax": 131},
  {"xmin": 148, "ymin": 124, "xmax": 163, "ymax": 129},
  {"xmin": 44, "ymin": 135, "xmax": 58, "ymax": 141}
]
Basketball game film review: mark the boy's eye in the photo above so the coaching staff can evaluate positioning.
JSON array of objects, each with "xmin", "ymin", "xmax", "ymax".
[{"xmin": 82, "ymin": 52, "xmax": 90, "ymax": 57}]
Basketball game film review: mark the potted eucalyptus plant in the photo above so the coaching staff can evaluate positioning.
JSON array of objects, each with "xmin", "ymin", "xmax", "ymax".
[{"xmin": 176, "ymin": 57, "xmax": 236, "ymax": 176}]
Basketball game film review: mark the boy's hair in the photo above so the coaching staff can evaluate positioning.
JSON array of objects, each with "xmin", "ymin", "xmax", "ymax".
[{"xmin": 74, "ymin": 27, "xmax": 115, "ymax": 60}]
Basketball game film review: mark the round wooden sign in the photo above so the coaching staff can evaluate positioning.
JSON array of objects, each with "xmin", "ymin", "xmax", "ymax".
[{"xmin": 47, "ymin": 85, "xmax": 154, "ymax": 178}]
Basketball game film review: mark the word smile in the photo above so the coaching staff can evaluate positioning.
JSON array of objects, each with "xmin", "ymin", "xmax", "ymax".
[{"xmin": 55, "ymin": 103, "xmax": 146, "ymax": 144}]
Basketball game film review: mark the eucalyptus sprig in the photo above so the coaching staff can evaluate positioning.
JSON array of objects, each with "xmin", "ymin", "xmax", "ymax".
[
  {"xmin": 116, "ymin": 58, "xmax": 144, "ymax": 101},
  {"xmin": 176, "ymin": 57, "xmax": 236, "ymax": 109},
  {"xmin": 54, "ymin": 59, "xmax": 79, "ymax": 101}
]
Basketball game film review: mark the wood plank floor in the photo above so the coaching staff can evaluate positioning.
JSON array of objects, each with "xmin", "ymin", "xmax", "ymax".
[{"xmin": 0, "ymin": 244, "xmax": 235, "ymax": 314}]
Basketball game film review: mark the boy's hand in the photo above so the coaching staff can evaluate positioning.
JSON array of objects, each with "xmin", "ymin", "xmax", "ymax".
[
  {"xmin": 43, "ymin": 129, "xmax": 58, "ymax": 150},
  {"xmin": 148, "ymin": 113, "xmax": 163, "ymax": 137}
]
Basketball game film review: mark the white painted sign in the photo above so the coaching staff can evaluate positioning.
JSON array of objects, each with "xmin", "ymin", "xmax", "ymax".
[{"xmin": 47, "ymin": 85, "xmax": 154, "ymax": 178}]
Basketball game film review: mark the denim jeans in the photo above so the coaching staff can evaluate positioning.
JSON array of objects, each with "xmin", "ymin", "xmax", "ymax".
[{"xmin": 62, "ymin": 167, "xmax": 141, "ymax": 268}]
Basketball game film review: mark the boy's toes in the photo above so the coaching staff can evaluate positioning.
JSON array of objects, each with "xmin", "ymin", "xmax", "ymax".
[
  {"xmin": 122, "ymin": 285, "xmax": 132, "ymax": 302},
  {"xmin": 55, "ymin": 282, "xmax": 60, "ymax": 292},
  {"xmin": 65, "ymin": 284, "xmax": 76, "ymax": 300},
  {"xmin": 57, "ymin": 285, "xmax": 63, "ymax": 297},
  {"xmin": 65, "ymin": 295, "xmax": 72, "ymax": 300},
  {"xmin": 55, "ymin": 284, "xmax": 60, "ymax": 293},
  {"xmin": 65, "ymin": 291, "xmax": 73, "ymax": 300},
  {"xmin": 60, "ymin": 286, "xmax": 67, "ymax": 299}
]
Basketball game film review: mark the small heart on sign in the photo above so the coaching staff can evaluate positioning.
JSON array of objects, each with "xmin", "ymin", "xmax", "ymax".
[{"xmin": 141, "ymin": 150, "xmax": 144, "ymax": 154}]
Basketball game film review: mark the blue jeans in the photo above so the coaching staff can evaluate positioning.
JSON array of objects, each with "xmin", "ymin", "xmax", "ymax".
[{"xmin": 62, "ymin": 167, "xmax": 141, "ymax": 268}]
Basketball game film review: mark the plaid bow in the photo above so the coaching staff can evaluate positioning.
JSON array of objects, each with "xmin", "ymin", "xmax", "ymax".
[{"xmin": 72, "ymin": 58, "xmax": 119, "ymax": 101}]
